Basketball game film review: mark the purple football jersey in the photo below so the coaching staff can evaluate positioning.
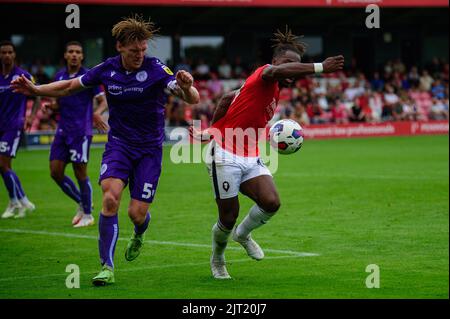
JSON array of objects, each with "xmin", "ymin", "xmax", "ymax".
[
  {"xmin": 54, "ymin": 67, "xmax": 102, "ymax": 137},
  {"xmin": 79, "ymin": 55, "xmax": 176, "ymax": 147},
  {"xmin": 0, "ymin": 66, "xmax": 32, "ymax": 130}
]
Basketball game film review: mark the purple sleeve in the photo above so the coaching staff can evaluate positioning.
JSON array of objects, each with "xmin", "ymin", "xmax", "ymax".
[
  {"xmin": 155, "ymin": 59, "xmax": 176, "ymax": 87},
  {"xmin": 79, "ymin": 63, "xmax": 104, "ymax": 88},
  {"xmin": 92, "ymin": 85, "xmax": 103, "ymax": 96}
]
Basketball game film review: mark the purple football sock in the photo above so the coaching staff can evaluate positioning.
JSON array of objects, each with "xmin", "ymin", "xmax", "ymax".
[
  {"xmin": 134, "ymin": 212, "xmax": 151, "ymax": 235},
  {"xmin": 1, "ymin": 170, "xmax": 18, "ymax": 201},
  {"xmin": 78, "ymin": 178, "xmax": 92, "ymax": 215},
  {"xmin": 98, "ymin": 213, "xmax": 119, "ymax": 269},
  {"xmin": 57, "ymin": 176, "xmax": 81, "ymax": 204},
  {"xmin": 11, "ymin": 171, "xmax": 25, "ymax": 200}
]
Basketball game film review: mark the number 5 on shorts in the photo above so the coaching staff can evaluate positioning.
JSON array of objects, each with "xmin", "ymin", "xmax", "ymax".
[{"xmin": 142, "ymin": 183, "xmax": 155, "ymax": 199}]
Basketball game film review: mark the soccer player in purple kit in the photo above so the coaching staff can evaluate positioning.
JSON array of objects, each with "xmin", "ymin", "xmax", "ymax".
[
  {"xmin": 37, "ymin": 41, "xmax": 108, "ymax": 227},
  {"xmin": 0, "ymin": 40, "xmax": 39, "ymax": 219},
  {"xmin": 12, "ymin": 16, "xmax": 200, "ymax": 285}
]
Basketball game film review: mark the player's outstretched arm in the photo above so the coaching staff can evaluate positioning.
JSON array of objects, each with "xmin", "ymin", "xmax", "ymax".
[
  {"xmin": 11, "ymin": 75, "xmax": 85, "ymax": 98},
  {"xmin": 262, "ymin": 55, "xmax": 344, "ymax": 81},
  {"xmin": 172, "ymin": 70, "xmax": 200, "ymax": 104}
]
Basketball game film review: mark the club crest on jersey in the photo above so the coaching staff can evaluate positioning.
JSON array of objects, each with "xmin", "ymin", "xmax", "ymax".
[
  {"xmin": 136, "ymin": 71, "xmax": 148, "ymax": 82},
  {"xmin": 222, "ymin": 181, "xmax": 230, "ymax": 192}
]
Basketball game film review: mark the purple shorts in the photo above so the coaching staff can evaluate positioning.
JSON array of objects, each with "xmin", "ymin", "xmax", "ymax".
[
  {"xmin": 49, "ymin": 133, "xmax": 92, "ymax": 163},
  {"xmin": 99, "ymin": 138, "xmax": 163, "ymax": 203},
  {"xmin": 0, "ymin": 130, "xmax": 21, "ymax": 158}
]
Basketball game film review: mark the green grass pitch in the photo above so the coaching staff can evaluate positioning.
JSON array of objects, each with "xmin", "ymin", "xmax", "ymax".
[{"xmin": 0, "ymin": 135, "xmax": 448, "ymax": 298}]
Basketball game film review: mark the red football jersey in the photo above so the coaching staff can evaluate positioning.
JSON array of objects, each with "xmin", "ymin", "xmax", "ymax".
[{"xmin": 211, "ymin": 64, "xmax": 280, "ymax": 157}]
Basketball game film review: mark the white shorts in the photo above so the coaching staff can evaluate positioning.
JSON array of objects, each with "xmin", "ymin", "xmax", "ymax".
[{"xmin": 205, "ymin": 141, "xmax": 272, "ymax": 199}]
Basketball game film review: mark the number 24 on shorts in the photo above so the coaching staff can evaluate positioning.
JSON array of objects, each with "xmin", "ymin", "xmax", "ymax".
[{"xmin": 142, "ymin": 183, "xmax": 155, "ymax": 199}]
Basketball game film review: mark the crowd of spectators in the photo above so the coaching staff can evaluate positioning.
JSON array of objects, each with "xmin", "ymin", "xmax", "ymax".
[{"xmin": 24, "ymin": 56, "xmax": 449, "ymax": 132}]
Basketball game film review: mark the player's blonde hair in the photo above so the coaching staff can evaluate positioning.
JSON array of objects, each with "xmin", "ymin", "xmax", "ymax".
[
  {"xmin": 271, "ymin": 25, "xmax": 307, "ymax": 57},
  {"xmin": 111, "ymin": 14, "xmax": 159, "ymax": 45}
]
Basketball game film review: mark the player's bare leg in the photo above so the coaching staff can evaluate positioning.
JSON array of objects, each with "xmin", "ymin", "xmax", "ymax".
[
  {"xmin": 125, "ymin": 199, "xmax": 151, "ymax": 261},
  {"xmin": 211, "ymin": 197, "xmax": 240, "ymax": 279},
  {"xmin": 234, "ymin": 175, "xmax": 281, "ymax": 260},
  {"xmin": 1, "ymin": 155, "xmax": 34, "ymax": 219},
  {"xmin": 50, "ymin": 160, "xmax": 84, "ymax": 224},
  {"xmin": 92, "ymin": 178, "xmax": 124, "ymax": 286},
  {"xmin": 72, "ymin": 162, "xmax": 94, "ymax": 227}
]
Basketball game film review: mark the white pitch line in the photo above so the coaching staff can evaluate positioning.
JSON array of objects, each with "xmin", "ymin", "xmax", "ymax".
[
  {"xmin": 0, "ymin": 255, "xmax": 305, "ymax": 283},
  {"xmin": 0, "ymin": 228, "xmax": 319, "ymax": 257}
]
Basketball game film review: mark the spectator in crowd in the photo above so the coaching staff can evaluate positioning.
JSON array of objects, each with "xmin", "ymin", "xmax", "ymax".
[
  {"xmin": 429, "ymin": 98, "xmax": 449, "ymax": 120},
  {"xmin": 382, "ymin": 84, "xmax": 400, "ymax": 121},
  {"xmin": 194, "ymin": 59, "xmax": 210, "ymax": 80},
  {"xmin": 431, "ymin": 79, "xmax": 446, "ymax": 99},
  {"xmin": 290, "ymin": 101, "xmax": 310, "ymax": 126},
  {"xmin": 19, "ymin": 56, "xmax": 450, "ymax": 130},
  {"xmin": 232, "ymin": 56, "xmax": 246, "ymax": 78},
  {"xmin": 217, "ymin": 58, "xmax": 232, "ymax": 79},
  {"xmin": 419, "ymin": 70, "xmax": 434, "ymax": 91},
  {"xmin": 174, "ymin": 57, "xmax": 192, "ymax": 73},
  {"xmin": 371, "ymin": 71, "xmax": 384, "ymax": 92},
  {"xmin": 408, "ymin": 66, "xmax": 420, "ymax": 88}
]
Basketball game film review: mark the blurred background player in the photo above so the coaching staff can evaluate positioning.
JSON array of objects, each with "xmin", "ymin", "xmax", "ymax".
[
  {"xmin": 201, "ymin": 28, "xmax": 344, "ymax": 279},
  {"xmin": 32, "ymin": 41, "xmax": 108, "ymax": 227},
  {"xmin": 12, "ymin": 15, "xmax": 200, "ymax": 285},
  {"xmin": 0, "ymin": 40, "xmax": 39, "ymax": 219}
]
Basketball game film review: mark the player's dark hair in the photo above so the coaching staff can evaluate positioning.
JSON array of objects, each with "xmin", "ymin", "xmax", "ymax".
[
  {"xmin": 271, "ymin": 26, "xmax": 307, "ymax": 58},
  {"xmin": 65, "ymin": 41, "xmax": 83, "ymax": 52},
  {"xmin": 0, "ymin": 40, "xmax": 16, "ymax": 51},
  {"xmin": 112, "ymin": 14, "xmax": 159, "ymax": 45}
]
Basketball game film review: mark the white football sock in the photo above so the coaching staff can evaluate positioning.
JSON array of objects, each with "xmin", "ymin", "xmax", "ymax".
[
  {"xmin": 235, "ymin": 204, "xmax": 274, "ymax": 240},
  {"xmin": 211, "ymin": 221, "xmax": 231, "ymax": 262}
]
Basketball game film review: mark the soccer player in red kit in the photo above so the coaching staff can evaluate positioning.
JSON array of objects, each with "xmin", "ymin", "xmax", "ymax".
[{"xmin": 199, "ymin": 28, "xmax": 344, "ymax": 279}]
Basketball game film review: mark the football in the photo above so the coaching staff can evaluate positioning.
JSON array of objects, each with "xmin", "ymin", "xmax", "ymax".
[{"xmin": 269, "ymin": 119, "xmax": 304, "ymax": 154}]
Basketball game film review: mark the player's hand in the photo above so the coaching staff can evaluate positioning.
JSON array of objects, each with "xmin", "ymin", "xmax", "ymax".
[
  {"xmin": 93, "ymin": 113, "xmax": 109, "ymax": 133},
  {"xmin": 41, "ymin": 101, "xmax": 57, "ymax": 114},
  {"xmin": 24, "ymin": 116, "xmax": 34, "ymax": 132},
  {"xmin": 11, "ymin": 74, "xmax": 39, "ymax": 96},
  {"xmin": 322, "ymin": 55, "xmax": 344, "ymax": 73},
  {"xmin": 189, "ymin": 126, "xmax": 212, "ymax": 143},
  {"xmin": 176, "ymin": 70, "xmax": 194, "ymax": 91}
]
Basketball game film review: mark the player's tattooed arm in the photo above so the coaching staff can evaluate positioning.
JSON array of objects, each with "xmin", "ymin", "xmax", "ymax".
[
  {"xmin": 211, "ymin": 90, "xmax": 238, "ymax": 125},
  {"xmin": 169, "ymin": 70, "xmax": 200, "ymax": 104},
  {"xmin": 93, "ymin": 94, "xmax": 109, "ymax": 133},
  {"xmin": 190, "ymin": 89, "xmax": 237, "ymax": 142},
  {"xmin": 11, "ymin": 76, "xmax": 85, "ymax": 98},
  {"xmin": 262, "ymin": 55, "xmax": 344, "ymax": 81}
]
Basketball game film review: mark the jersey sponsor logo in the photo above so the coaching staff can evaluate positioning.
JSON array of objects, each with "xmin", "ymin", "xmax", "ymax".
[
  {"xmin": 162, "ymin": 66, "xmax": 174, "ymax": 75},
  {"xmin": 107, "ymin": 84, "xmax": 123, "ymax": 95},
  {"xmin": 136, "ymin": 71, "xmax": 148, "ymax": 82},
  {"xmin": 107, "ymin": 85, "xmax": 144, "ymax": 95}
]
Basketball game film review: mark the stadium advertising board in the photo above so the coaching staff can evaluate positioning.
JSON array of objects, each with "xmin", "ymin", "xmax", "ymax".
[{"xmin": 303, "ymin": 121, "xmax": 449, "ymax": 139}]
